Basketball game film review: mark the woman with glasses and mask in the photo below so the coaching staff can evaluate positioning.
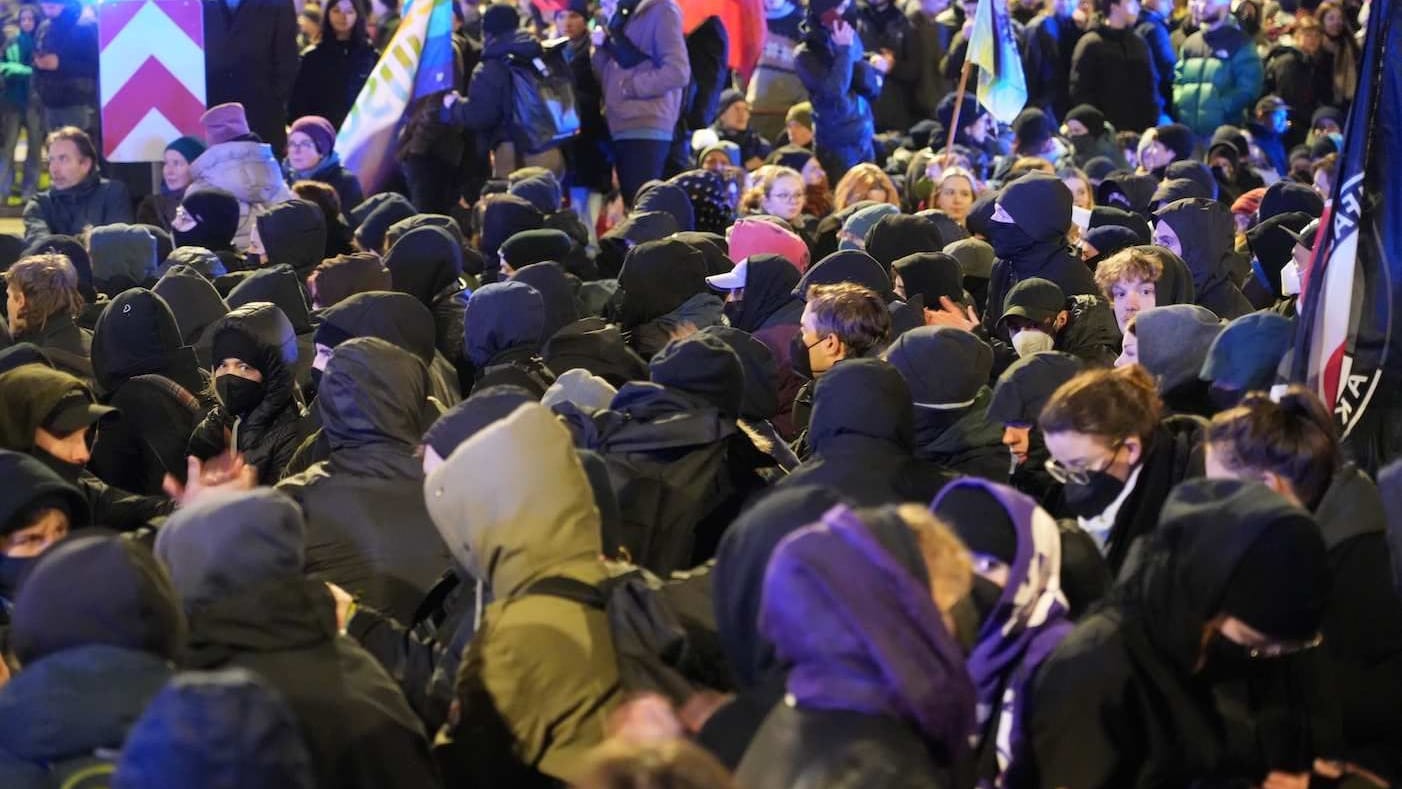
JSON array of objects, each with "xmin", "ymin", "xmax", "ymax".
[
  {"xmin": 1206, "ymin": 386, "xmax": 1402, "ymax": 778},
  {"xmin": 1026, "ymin": 477, "xmax": 1336, "ymax": 788},
  {"xmin": 1037, "ymin": 364, "xmax": 1204, "ymax": 575}
]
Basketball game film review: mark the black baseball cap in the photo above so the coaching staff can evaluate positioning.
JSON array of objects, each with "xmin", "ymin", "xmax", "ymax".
[
  {"xmin": 998, "ymin": 277, "xmax": 1065, "ymax": 328},
  {"xmin": 43, "ymin": 391, "xmax": 116, "ymax": 437}
]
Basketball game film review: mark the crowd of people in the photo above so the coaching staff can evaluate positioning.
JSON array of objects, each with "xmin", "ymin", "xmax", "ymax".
[{"xmin": 0, "ymin": 0, "xmax": 1398, "ymax": 785}]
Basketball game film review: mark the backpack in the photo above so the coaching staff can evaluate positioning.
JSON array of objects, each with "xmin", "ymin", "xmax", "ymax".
[
  {"xmin": 504, "ymin": 41, "xmax": 580, "ymax": 154},
  {"xmin": 524, "ymin": 571, "xmax": 710, "ymax": 705}
]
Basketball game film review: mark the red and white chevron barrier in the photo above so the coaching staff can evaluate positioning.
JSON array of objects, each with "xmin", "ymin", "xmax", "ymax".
[{"xmin": 99, "ymin": 0, "xmax": 207, "ymax": 162}]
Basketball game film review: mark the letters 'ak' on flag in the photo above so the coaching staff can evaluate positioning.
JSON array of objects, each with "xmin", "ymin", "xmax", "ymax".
[
  {"xmin": 1292, "ymin": 0, "xmax": 1402, "ymax": 471},
  {"xmin": 965, "ymin": 0, "xmax": 1027, "ymax": 124},
  {"xmin": 337, "ymin": 0, "xmax": 455, "ymax": 195}
]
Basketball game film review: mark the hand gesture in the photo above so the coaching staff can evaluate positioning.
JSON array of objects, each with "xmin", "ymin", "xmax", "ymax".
[
  {"xmin": 327, "ymin": 582, "xmax": 355, "ymax": 631},
  {"xmin": 831, "ymin": 20, "xmax": 856, "ymax": 47},
  {"xmin": 923, "ymin": 295, "xmax": 981, "ymax": 332},
  {"xmin": 162, "ymin": 453, "xmax": 257, "ymax": 507}
]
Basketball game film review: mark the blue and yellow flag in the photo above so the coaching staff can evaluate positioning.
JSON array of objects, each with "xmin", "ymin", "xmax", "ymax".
[
  {"xmin": 336, "ymin": 0, "xmax": 455, "ymax": 195},
  {"xmin": 967, "ymin": 0, "xmax": 1027, "ymax": 124}
]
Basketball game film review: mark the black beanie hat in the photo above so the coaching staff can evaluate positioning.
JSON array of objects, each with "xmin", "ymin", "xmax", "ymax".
[
  {"xmin": 500, "ymin": 229, "xmax": 573, "ymax": 270},
  {"xmin": 932, "ymin": 484, "xmax": 1018, "ymax": 565},
  {"xmin": 1012, "ymin": 107, "xmax": 1053, "ymax": 154},
  {"xmin": 211, "ymin": 327, "xmax": 265, "ymax": 374},
  {"xmin": 1220, "ymin": 515, "xmax": 1329, "ymax": 642},
  {"xmin": 1065, "ymin": 104, "xmax": 1106, "ymax": 138},
  {"xmin": 483, "ymin": 2, "xmax": 520, "ymax": 36},
  {"xmin": 649, "ymin": 333, "xmax": 744, "ymax": 417},
  {"xmin": 1154, "ymin": 123, "xmax": 1196, "ymax": 162},
  {"xmin": 12, "ymin": 534, "xmax": 186, "ymax": 664}
]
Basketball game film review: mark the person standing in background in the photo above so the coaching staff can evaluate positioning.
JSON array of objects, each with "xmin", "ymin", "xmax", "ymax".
[
  {"xmin": 0, "ymin": 4, "xmax": 43, "ymax": 205},
  {"xmin": 203, "ymin": 0, "xmax": 300, "ymax": 155},
  {"xmin": 288, "ymin": 0, "xmax": 379, "ymax": 129},
  {"xmin": 747, "ymin": 0, "xmax": 808, "ymax": 143},
  {"xmin": 32, "ymin": 0, "xmax": 98, "ymax": 144},
  {"xmin": 591, "ymin": 0, "xmax": 691, "ymax": 205}
]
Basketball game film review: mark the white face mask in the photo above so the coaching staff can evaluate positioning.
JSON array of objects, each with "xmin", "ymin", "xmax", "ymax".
[
  {"xmin": 1280, "ymin": 260, "xmax": 1302, "ymax": 296},
  {"xmin": 1011, "ymin": 328, "xmax": 1055, "ymax": 358}
]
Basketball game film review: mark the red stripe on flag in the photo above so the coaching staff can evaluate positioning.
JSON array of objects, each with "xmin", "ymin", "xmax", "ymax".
[{"xmin": 102, "ymin": 57, "xmax": 207, "ymax": 158}]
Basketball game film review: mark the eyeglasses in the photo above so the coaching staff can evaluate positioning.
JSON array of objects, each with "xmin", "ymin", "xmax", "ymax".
[
  {"xmin": 769, "ymin": 192, "xmax": 804, "ymax": 203},
  {"xmin": 1044, "ymin": 440, "xmax": 1123, "ymax": 486},
  {"xmin": 287, "ymin": 139, "xmax": 319, "ymax": 151}
]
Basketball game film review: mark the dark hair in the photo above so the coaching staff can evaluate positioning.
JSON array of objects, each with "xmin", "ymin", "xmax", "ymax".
[
  {"xmin": 291, "ymin": 179, "xmax": 343, "ymax": 224},
  {"xmin": 1206, "ymin": 386, "xmax": 1339, "ymax": 509},
  {"xmin": 1040, "ymin": 365, "xmax": 1162, "ymax": 441},
  {"xmin": 45, "ymin": 126, "xmax": 98, "ymax": 164},
  {"xmin": 321, "ymin": 0, "xmax": 371, "ymax": 45},
  {"xmin": 804, "ymin": 282, "xmax": 891, "ymax": 358}
]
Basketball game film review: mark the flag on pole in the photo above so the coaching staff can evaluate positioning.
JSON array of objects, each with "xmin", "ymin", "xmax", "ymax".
[
  {"xmin": 336, "ymin": 0, "xmax": 455, "ymax": 195},
  {"xmin": 966, "ymin": 0, "xmax": 1027, "ymax": 124},
  {"xmin": 1293, "ymin": 0, "xmax": 1401, "ymax": 460}
]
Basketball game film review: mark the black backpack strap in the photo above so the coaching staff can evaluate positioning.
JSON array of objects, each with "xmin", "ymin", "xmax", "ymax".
[{"xmin": 524, "ymin": 575, "xmax": 608, "ymax": 609}]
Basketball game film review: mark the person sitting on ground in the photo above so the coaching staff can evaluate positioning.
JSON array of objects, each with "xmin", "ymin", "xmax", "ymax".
[
  {"xmin": 1093, "ymin": 246, "xmax": 1163, "ymax": 332},
  {"xmin": 184, "ymin": 102, "xmax": 295, "ymax": 250},
  {"xmin": 4, "ymin": 252, "xmax": 91, "ymax": 377},
  {"xmin": 22, "ymin": 126, "xmax": 132, "ymax": 242},
  {"xmin": 136, "ymin": 136, "xmax": 206, "ymax": 233}
]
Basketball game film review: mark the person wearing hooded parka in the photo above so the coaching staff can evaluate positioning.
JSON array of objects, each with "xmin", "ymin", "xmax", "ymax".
[
  {"xmin": 0, "ymin": 363, "xmax": 174, "ymax": 531},
  {"xmin": 383, "ymin": 225, "xmax": 468, "ymax": 372},
  {"xmin": 613, "ymin": 238, "xmax": 725, "ymax": 360},
  {"xmin": 227, "ymin": 264, "xmax": 318, "ymax": 396},
  {"xmin": 152, "ymin": 263, "xmax": 230, "ymax": 369},
  {"xmin": 1153, "ymin": 197, "xmax": 1254, "ymax": 320},
  {"xmin": 187, "ymin": 302, "xmax": 315, "ymax": 484},
  {"xmin": 277, "ymin": 338, "xmax": 452, "ymax": 624},
  {"xmin": 425, "ymin": 402, "xmax": 620, "ymax": 785},
  {"xmin": 0, "ymin": 534, "xmax": 184, "ymax": 788},
  {"xmin": 252, "ymin": 198, "xmax": 328, "ymax": 286},
  {"xmin": 736, "ymin": 503, "xmax": 976, "ymax": 789},
  {"xmin": 154, "ymin": 489, "xmax": 440, "ymax": 789},
  {"xmin": 1026, "ymin": 478, "xmax": 1334, "ymax": 787},
  {"xmin": 982, "ymin": 173, "xmax": 1100, "ymax": 338},
  {"xmin": 87, "ymin": 288, "xmax": 211, "ymax": 496},
  {"xmin": 931, "ymin": 479, "xmax": 1075, "ymax": 786},
  {"xmin": 463, "ymin": 280, "xmax": 557, "ymax": 397}
]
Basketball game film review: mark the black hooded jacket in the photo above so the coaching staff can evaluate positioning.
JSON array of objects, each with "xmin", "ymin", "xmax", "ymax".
[
  {"xmin": 699, "ymin": 485, "xmax": 847, "ymax": 769},
  {"xmin": 384, "ymin": 226, "xmax": 468, "ymax": 369},
  {"xmin": 779, "ymin": 359, "xmax": 956, "ymax": 506},
  {"xmin": 278, "ymin": 339, "xmax": 452, "ymax": 624},
  {"xmin": 88, "ymin": 288, "xmax": 210, "ymax": 495},
  {"xmin": 317, "ymin": 291, "xmax": 462, "ymax": 407},
  {"xmin": 542, "ymin": 317, "xmax": 649, "ymax": 388},
  {"xmin": 615, "ymin": 238, "xmax": 709, "ymax": 329},
  {"xmin": 227, "ymin": 264, "xmax": 317, "ymax": 391},
  {"xmin": 1155, "ymin": 198, "xmax": 1253, "ymax": 320},
  {"xmin": 256, "ymin": 199, "xmax": 328, "ymax": 281},
  {"xmin": 1027, "ymin": 479, "xmax": 1333, "ymax": 787},
  {"xmin": 188, "ymin": 303, "xmax": 315, "ymax": 483},
  {"xmin": 152, "ymin": 264, "xmax": 230, "ymax": 369},
  {"xmin": 510, "ymin": 261, "xmax": 580, "ymax": 344},
  {"xmin": 984, "ymin": 174, "xmax": 1098, "ymax": 336},
  {"xmin": 155, "ymin": 491, "xmax": 439, "ymax": 789},
  {"xmin": 463, "ymin": 281, "xmax": 555, "ymax": 397}
]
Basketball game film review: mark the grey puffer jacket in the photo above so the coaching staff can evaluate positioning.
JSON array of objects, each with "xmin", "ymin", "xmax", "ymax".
[{"xmin": 186, "ymin": 141, "xmax": 295, "ymax": 250}]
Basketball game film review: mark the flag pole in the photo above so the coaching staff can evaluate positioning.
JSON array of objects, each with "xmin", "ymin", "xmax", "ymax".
[{"xmin": 942, "ymin": 61, "xmax": 975, "ymax": 166}]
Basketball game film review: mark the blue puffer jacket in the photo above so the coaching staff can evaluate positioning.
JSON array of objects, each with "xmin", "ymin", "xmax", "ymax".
[
  {"xmin": 1172, "ymin": 21, "xmax": 1263, "ymax": 139},
  {"xmin": 0, "ymin": 645, "xmax": 173, "ymax": 788},
  {"xmin": 795, "ymin": 19, "xmax": 882, "ymax": 170}
]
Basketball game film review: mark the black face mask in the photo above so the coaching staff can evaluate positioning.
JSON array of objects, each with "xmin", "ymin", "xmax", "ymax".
[
  {"xmin": 216, "ymin": 374, "xmax": 266, "ymax": 418},
  {"xmin": 969, "ymin": 574, "xmax": 1005, "ymax": 629},
  {"xmin": 788, "ymin": 332, "xmax": 814, "ymax": 381},
  {"xmin": 0, "ymin": 554, "xmax": 38, "ymax": 602},
  {"xmin": 1061, "ymin": 469, "xmax": 1127, "ymax": 518}
]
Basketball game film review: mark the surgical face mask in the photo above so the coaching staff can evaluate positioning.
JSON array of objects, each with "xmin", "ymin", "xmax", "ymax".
[
  {"xmin": 1280, "ymin": 260, "xmax": 1302, "ymax": 296},
  {"xmin": 1011, "ymin": 328, "xmax": 1055, "ymax": 358}
]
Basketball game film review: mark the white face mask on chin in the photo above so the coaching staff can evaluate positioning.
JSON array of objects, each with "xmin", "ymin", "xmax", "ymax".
[
  {"xmin": 1012, "ymin": 328, "xmax": 1055, "ymax": 357},
  {"xmin": 1280, "ymin": 260, "xmax": 1302, "ymax": 296}
]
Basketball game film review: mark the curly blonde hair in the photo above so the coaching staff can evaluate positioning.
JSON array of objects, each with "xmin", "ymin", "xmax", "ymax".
[
  {"xmin": 833, "ymin": 163, "xmax": 900, "ymax": 211},
  {"xmin": 5, "ymin": 253, "xmax": 85, "ymax": 335}
]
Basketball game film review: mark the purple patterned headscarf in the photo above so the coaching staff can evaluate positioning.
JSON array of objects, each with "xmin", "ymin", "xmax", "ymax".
[
  {"xmin": 932, "ymin": 478, "xmax": 1073, "ymax": 774},
  {"xmin": 759, "ymin": 504, "xmax": 976, "ymax": 762}
]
